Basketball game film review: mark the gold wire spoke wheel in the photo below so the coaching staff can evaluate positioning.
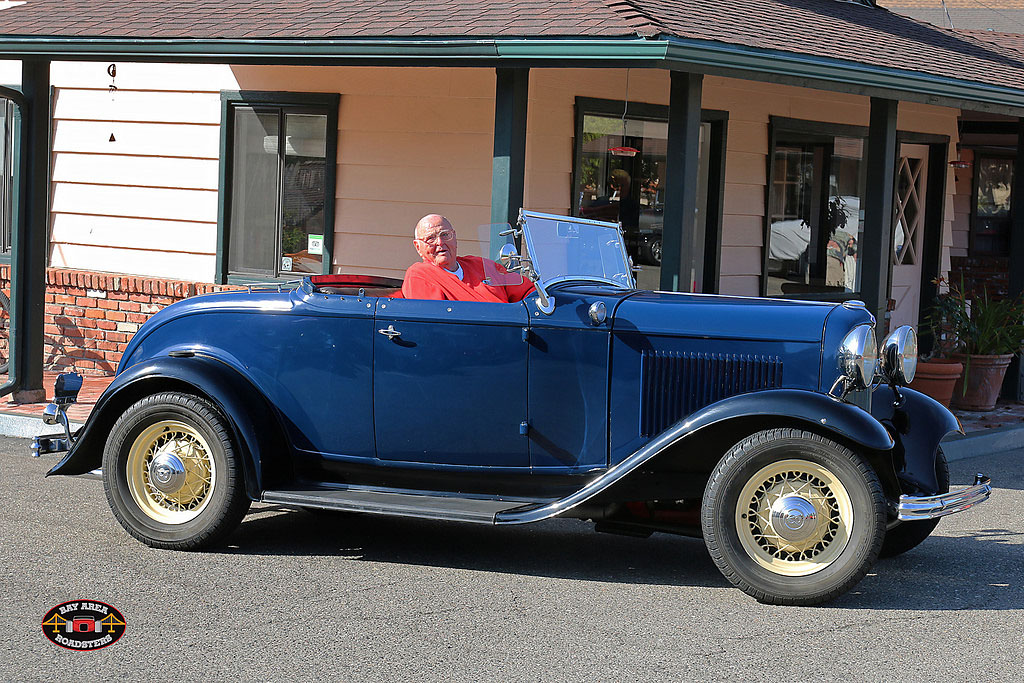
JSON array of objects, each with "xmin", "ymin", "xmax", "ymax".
[
  {"xmin": 125, "ymin": 419, "xmax": 217, "ymax": 525},
  {"xmin": 734, "ymin": 459, "xmax": 854, "ymax": 577}
]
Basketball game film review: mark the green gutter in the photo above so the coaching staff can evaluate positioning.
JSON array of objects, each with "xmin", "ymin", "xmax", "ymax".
[
  {"xmin": 661, "ymin": 37, "xmax": 1024, "ymax": 112},
  {"xmin": 1, "ymin": 34, "xmax": 1023, "ymax": 110}
]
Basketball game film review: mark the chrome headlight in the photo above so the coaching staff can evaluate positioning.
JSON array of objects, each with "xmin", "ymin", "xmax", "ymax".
[
  {"xmin": 879, "ymin": 325, "xmax": 918, "ymax": 385},
  {"xmin": 839, "ymin": 324, "xmax": 878, "ymax": 390}
]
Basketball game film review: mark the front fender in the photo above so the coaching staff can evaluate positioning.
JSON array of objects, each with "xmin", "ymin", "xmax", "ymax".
[
  {"xmin": 497, "ymin": 389, "xmax": 892, "ymax": 524},
  {"xmin": 670, "ymin": 388, "xmax": 895, "ymax": 452},
  {"xmin": 870, "ymin": 385, "xmax": 962, "ymax": 495},
  {"xmin": 46, "ymin": 354, "xmax": 288, "ymax": 499}
]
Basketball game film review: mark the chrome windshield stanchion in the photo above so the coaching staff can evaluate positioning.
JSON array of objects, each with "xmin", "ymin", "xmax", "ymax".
[{"xmin": 30, "ymin": 372, "xmax": 83, "ymax": 457}]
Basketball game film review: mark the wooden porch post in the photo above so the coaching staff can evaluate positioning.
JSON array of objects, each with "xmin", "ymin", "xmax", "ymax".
[
  {"xmin": 11, "ymin": 59, "xmax": 49, "ymax": 403},
  {"xmin": 490, "ymin": 68, "xmax": 529, "ymax": 252},
  {"xmin": 860, "ymin": 98, "xmax": 898, "ymax": 331},
  {"xmin": 660, "ymin": 71, "xmax": 703, "ymax": 292}
]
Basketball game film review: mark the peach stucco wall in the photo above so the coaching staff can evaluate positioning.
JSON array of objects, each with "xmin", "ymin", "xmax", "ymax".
[{"xmin": 9, "ymin": 61, "xmax": 964, "ymax": 299}]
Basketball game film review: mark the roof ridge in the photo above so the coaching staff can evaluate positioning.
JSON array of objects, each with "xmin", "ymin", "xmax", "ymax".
[{"xmin": 597, "ymin": 0, "xmax": 664, "ymax": 37}]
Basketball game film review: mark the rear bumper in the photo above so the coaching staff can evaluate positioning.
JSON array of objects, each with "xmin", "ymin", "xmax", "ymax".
[{"xmin": 897, "ymin": 474, "xmax": 992, "ymax": 521}]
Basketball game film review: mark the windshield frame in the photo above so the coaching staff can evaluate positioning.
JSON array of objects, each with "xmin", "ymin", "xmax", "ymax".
[{"xmin": 519, "ymin": 209, "xmax": 636, "ymax": 290}]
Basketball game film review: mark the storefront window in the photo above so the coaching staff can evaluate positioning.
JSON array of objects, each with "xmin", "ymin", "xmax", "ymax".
[
  {"xmin": 575, "ymin": 114, "xmax": 668, "ymax": 269},
  {"xmin": 972, "ymin": 156, "xmax": 1013, "ymax": 256},
  {"xmin": 766, "ymin": 133, "xmax": 866, "ymax": 297}
]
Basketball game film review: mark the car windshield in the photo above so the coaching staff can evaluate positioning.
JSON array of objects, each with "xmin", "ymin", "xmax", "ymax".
[{"xmin": 519, "ymin": 211, "xmax": 634, "ymax": 288}]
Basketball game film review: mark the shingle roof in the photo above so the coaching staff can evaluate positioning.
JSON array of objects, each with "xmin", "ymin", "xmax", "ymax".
[
  {"xmin": 638, "ymin": 0, "xmax": 1024, "ymax": 91},
  {"xmin": 0, "ymin": 1, "xmax": 657, "ymax": 39},
  {"xmin": 1, "ymin": 0, "xmax": 1023, "ymax": 93},
  {"xmin": 881, "ymin": 1, "xmax": 1024, "ymax": 31}
]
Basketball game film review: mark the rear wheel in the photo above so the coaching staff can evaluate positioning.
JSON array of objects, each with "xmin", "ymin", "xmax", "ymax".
[
  {"xmin": 102, "ymin": 392, "xmax": 250, "ymax": 549},
  {"xmin": 702, "ymin": 428, "xmax": 887, "ymax": 605},
  {"xmin": 880, "ymin": 448, "xmax": 950, "ymax": 558}
]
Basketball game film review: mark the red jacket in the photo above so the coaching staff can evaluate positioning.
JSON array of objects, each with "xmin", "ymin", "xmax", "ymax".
[{"xmin": 402, "ymin": 255, "xmax": 535, "ymax": 303}]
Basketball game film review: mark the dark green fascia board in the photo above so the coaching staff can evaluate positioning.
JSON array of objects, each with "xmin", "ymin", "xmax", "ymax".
[
  {"xmin": 3, "ymin": 34, "xmax": 1024, "ymax": 112},
  {"xmin": 0, "ymin": 36, "xmax": 665, "ymax": 62},
  {"xmin": 662, "ymin": 37, "xmax": 1024, "ymax": 115}
]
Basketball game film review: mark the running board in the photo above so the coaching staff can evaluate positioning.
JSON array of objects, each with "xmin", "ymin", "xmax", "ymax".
[{"xmin": 262, "ymin": 486, "xmax": 551, "ymax": 524}]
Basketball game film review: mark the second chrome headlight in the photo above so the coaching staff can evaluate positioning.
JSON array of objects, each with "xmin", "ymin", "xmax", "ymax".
[
  {"xmin": 879, "ymin": 325, "xmax": 918, "ymax": 385},
  {"xmin": 839, "ymin": 324, "xmax": 878, "ymax": 390}
]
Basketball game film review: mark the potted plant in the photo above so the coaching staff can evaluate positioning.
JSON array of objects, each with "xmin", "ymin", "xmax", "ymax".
[
  {"xmin": 924, "ymin": 277, "xmax": 1024, "ymax": 411},
  {"xmin": 910, "ymin": 284, "xmax": 963, "ymax": 408}
]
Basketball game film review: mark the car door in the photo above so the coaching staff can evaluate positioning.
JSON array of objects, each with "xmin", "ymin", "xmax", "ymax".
[
  {"xmin": 526, "ymin": 286, "xmax": 617, "ymax": 473},
  {"xmin": 373, "ymin": 297, "xmax": 530, "ymax": 467}
]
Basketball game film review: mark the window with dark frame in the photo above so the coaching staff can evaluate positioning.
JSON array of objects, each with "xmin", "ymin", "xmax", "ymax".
[
  {"xmin": 766, "ymin": 122, "xmax": 867, "ymax": 298},
  {"xmin": 971, "ymin": 154, "xmax": 1013, "ymax": 256},
  {"xmin": 221, "ymin": 93, "xmax": 338, "ymax": 282},
  {"xmin": 572, "ymin": 97, "xmax": 725, "ymax": 293}
]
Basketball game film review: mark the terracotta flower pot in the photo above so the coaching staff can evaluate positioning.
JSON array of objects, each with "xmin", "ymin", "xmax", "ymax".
[
  {"xmin": 950, "ymin": 353, "xmax": 1014, "ymax": 411},
  {"xmin": 908, "ymin": 358, "xmax": 963, "ymax": 408}
]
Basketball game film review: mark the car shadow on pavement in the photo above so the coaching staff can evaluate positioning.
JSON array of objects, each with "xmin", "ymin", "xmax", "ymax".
[
  {"xmin": 831, "ymin": 528, "xmax": 1024, "ymax": 611},
  {"xmin": 225, "ymin": 505, "xmax": 728, "ymax": 589}
]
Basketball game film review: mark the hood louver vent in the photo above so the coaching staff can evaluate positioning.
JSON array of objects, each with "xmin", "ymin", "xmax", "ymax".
[{"xmin": 640, "ymin": 351, "xmax": 783, "ymax": 437}]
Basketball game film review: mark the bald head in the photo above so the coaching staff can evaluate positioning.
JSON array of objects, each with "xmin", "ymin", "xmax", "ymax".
[{"xmin": 413, "ymin": 214, "xmax": 459, "ymax": 271}]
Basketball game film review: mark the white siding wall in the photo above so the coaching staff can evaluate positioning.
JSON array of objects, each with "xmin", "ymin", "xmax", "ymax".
[
  {"xmin": 48, "ymin": 62, "xmax": 239, "ymax": 281},
  {"xmin": 0, "ymin": 59, "xmax": 20, "ymax": 86}
]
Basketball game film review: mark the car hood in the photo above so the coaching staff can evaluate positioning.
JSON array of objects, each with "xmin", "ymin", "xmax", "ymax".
[{"xmin": 612, "ymin": 291, "xmax": 838, "ymax": 343}]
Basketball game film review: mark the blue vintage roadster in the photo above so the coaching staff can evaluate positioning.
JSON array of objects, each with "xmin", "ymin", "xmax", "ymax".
[{"xmin": 39, "ymin": 210, "xmax": 991, "ymax": 605}]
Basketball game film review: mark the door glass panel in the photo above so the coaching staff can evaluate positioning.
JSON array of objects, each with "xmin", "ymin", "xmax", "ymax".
[
  {"xmin": 229, "ymin": 107, "xmax": 279, "ymax": 275},
  {"xmin": 280, "ymin": 113, "xmax": 327, "ymax": 274}
]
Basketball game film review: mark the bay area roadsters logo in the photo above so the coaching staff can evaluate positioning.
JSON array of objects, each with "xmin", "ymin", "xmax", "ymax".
[{"xmin": 42, "ymin": 601, "xmax": 126, "ymax": 650}]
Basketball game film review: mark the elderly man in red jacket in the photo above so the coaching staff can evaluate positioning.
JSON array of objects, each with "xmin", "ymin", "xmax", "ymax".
[{"xmin": 402, "ymin": 214, "xmax": 535, "ymax": 302}]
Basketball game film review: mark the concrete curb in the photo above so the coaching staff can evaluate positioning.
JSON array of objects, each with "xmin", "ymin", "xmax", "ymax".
[{"xmin": 941, "ymin": 423, "xmax": 1024, "ymax": 462}]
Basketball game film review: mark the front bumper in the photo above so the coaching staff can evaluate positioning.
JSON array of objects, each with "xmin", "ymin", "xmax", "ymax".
[{"xmin": 897, "ymin": 474, "xmax": 992, "ymax": 521}]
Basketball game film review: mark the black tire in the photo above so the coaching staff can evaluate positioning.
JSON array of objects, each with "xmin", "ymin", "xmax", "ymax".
[
  {"xmin": 702, "ymin": 428, "xmax": 887, "ymax": 606},
  {"xmin": 879, "ymin": 448, "xmax": 950, "ymax": 558},
  {"xmin": 102, "ymin": 391, "xmax": 251, "ymax": 550},
  {"xmin": 643, "ymin": 239, "xmax": 662, "ymax": 266}
]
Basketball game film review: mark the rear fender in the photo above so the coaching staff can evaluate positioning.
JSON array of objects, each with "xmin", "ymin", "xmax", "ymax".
[{"xmin": 45, "ymin": 354, "xmax": 289, "ymax": 499}]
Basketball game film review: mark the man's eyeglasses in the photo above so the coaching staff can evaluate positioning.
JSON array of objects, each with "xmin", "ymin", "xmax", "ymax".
[{"xmin": 416, "ymin": 229, "xmax": 456, "ymax": 245}]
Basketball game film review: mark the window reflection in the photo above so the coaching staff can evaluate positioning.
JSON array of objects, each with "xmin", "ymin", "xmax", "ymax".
[{"xmin": 766, "ymin": 135, "xmax": 866, "ymax": 297}]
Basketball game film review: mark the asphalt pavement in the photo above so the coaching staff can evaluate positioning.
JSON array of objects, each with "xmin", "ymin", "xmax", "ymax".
[{"xmin": 1, "ymin": 437, "xmax": 1022, "ymax": 682}]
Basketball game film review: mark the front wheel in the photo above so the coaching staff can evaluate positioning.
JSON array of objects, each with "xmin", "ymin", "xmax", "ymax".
[
  {"xmin": 702, "ymin": 428, "xmax": 887, "ymax": 605},
  {"xmin": 102, "ymin": 392, "xmax": 250, "ymax": 550}
]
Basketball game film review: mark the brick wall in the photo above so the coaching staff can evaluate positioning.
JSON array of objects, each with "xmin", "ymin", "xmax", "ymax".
[{"xmin": 0, "ymin": 266, "xmax": 244, "ymax": 377}]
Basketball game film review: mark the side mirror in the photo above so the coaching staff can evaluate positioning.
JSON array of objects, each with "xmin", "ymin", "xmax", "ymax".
[{"xmin": 497, "ymin": 243, "xmax": 521, "ymax": 271}]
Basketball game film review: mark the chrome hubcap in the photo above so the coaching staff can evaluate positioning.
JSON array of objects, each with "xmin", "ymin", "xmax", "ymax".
[
  {"xmin": 770, "ymin": 495, "xmax": 818, "ymax": 543},
  {"xmin": 148, "ymin": 450, "xmax": 187, "ymax": 494}
]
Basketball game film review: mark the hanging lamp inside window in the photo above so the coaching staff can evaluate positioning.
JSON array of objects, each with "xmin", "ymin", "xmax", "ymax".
[{"xmin": 609, "ymin": 69, "xmax": 639, "ymax": 157}]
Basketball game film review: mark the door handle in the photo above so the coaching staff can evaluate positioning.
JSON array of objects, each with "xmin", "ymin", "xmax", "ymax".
[{"xmin": 377, "ymin": 325, "xmax": 402, "ymax": 340}]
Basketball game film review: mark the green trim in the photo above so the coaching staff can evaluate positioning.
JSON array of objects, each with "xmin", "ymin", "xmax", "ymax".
[
  {"xmin": 216, "ymin": 90, "xmax": 339, "ymax": 284},
  {"xmin": 771, "ymin": 116, "xmax": 868, "ymax": 141},
  {"xmin": 2, "ymin": 34, "xmax": 1023, "ymax": 109},
  {"xmin": 662, "ymin": 38, "xmax": 1024, "ymax": 113}
]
